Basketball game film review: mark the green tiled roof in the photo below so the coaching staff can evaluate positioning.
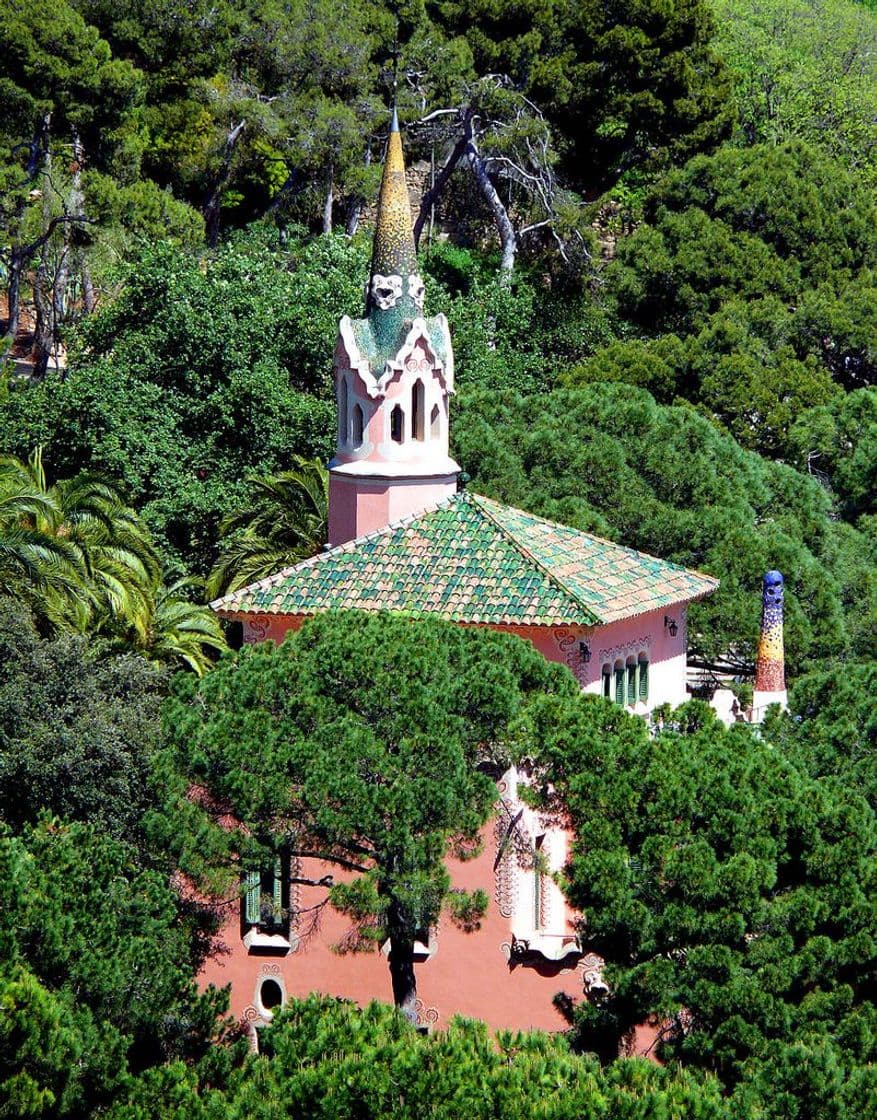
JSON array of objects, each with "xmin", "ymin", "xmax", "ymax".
[{"xmin": 211, "ymin": 492, "xmax": 718, "ymax": 627}]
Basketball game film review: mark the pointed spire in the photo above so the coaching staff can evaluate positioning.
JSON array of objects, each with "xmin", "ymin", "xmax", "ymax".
[{"xmin": 367, "ymin": 108, "xmax": 421, "ymax": 319}]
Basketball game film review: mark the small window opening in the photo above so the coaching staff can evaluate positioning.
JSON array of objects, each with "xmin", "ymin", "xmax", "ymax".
[
  {"xmin": 412, "ymin": 380, "xmax": 425, "ymax": 441},
  {"xmin": 614, "ymin": 660, "xmax": 625, "ymax": 706},
  {"xmin": 430, "ymin": 403, "xmax": 441, "ymax": 439},
  {"xmin": 638, "ymin": 655, "xmax": 649, "ymax": 703},
  {"xmin": 390, "ymin": 404, "xmax": 404, "ymax": 443},
  {"xmin": 260, "ymin": 978, "xmax": 283, "ymax": 1010},
  {"xmin": 244, "ymin": 856, "xmax": 285, "ymax": 931},
  {"xmin": 351, "ymin": 403, "xmax": 364, "ymax": 447},
  {"xmin": 338, "ymin": 379, "xmax": 348, "ymax": 444},
  {"xmin": 602, "ymin": 664, "xmax": 612, "ymax": 699},
  {"xmin": 627, "ymin": 659, "xmax": 637, "ymax": 707}
]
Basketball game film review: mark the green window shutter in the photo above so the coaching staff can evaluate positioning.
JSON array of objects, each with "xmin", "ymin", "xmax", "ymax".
[
  {"xmin": 627, "ymin": 664, "xmax": 637, "ymax": 704},
  {"xmin": 615, "ymin": 667, "xmax": 625, "ymax": 705},
  {"xmin": 638, "ymin": 659, "xmax": 649, "ymax": 702},
  {"xmin": 244, "ymin": 869, "xmax": 260, "ymax": 925}
]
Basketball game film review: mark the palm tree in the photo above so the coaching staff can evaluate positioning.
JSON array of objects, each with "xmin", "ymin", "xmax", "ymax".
[
  {"xmin": 137, "ymin": 578, "xmax": 228, "ymax": 676},
  {"xmin": 0, "ymin": 450, "xmax": 228, "ymax": 673},
  {"xmin": 207, "ymin": 458, "xmax": 329, "ymax": 599},
  {"xmin": 0, "ymin": 448, "xmax": 159, "ymax": 635}
]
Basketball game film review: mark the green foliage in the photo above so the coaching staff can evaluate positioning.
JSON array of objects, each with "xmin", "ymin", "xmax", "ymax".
[
  {"xmin": 436, "ymin": 0, "xmax": 731, "ymax": 194},
  {"xmin": 454, "ymin": 383, "xmax": 865, "ymax": 670},
  {"xmin": 165, "ymin": 613, "xmax": 575, "ymax": 1008},
  {"xmin": 207, "ymin": 458, "xmax": 328, "ymax": 599},
  {"xmin": 109, "ymin": 995, "xmax": 730, "ymax": 1120},
  {"xmin": 0, "ymin": 598, "xmax": 164, "ymax": 847},
  {"xmin": 787, "ymin": 389, "xmax": 877, "ymax": 520},
  {"xmin": 1, "ymin": 232, "xmax": 349, "ymax": 569},
  {"xmin": 529, "ymin": 694, "xmax": 877, "ymax": 1082},
  {"xmin": 713, "ymin": 0, "xmax": 877, "ymax": 187},
  {"xmin": 568, "ymin": 142, "xmax": 877, "ymax": 459},
  {"xmin": 767, "ymin": 661, "xmax": 877, "ymax": 810},
  {"xmin": 0, "ymin": 817, "xmax": 223, "ymax": 1117},
  {"xmin": 0, "ymin": 450, "xmax": 226, "ymax": 671}
]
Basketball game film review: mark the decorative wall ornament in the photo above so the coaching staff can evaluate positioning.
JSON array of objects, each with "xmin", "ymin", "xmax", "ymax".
[
  {"xmin": 414, "ymin": 998, "xmax": 440, "ymax": 1028},
  {"xmin": 244, "ymin": 616, "xmax": 271, "ymax": 642},
  {"xmin": 597, "ymin": 636, "xmax": 650, "ymax": 661},
  {"xmin": 493, "ymin": 795, "xmax": 534, "ymax": 919},
  {"xmin": 370, "ymin": 273, "xmax": 403, "ymax": 310},
  {"xmin": 579, "ymin": 952, "xmax": 609, "ymax": 997},
  {"xmin": 407, "ymin": 274, "xmax": 425, "ymax": 308},
  {"xmin": 554, "ymin": 627, "xmax": 587, "ymax": 685}
]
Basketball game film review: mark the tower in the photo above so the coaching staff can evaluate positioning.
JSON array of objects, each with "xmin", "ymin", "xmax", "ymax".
[
  {"xmin": 327, "ymin": 109, "xmax": 460, "ymax": 547},
  {"xmin": 751, "ymin": 570, "xmax": 788, "ymax": 721}
]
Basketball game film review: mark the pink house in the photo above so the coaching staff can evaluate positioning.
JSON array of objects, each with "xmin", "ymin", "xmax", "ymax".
[{"xmin": 206, "ymin": 112, "xmax": 718, "ymax": 1038}]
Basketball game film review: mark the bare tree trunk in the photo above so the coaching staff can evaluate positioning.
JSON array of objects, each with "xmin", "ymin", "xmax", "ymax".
[
  {"xmin": 204, "ymin": 119, "xmax": 246, "ymax": 249},
  {"xmin": 31, "ymin": 252, "xmax": 55, "ymax": 378},
  {"xmin": 4, "ymin": 114, "xmax": 51, "ymax": 349},
  {"xmin": 413, "ymin": 132, "xmax": 468, "ymax": 248},
  {"xmin": 81, "ymin": 258, "xmax": 96, "ymax": 314},
  {"xmin": 388, "ymin": 934, "xmax": 418, "ymax": 1025},
  {"xmin": 322, "ymin": 166, "xmax": 334, "ymax": 234},
  {"xmin": 466, "ymin": 140, "xmax": 517, "ymax": 275},
  {"xmin": 345, "ymin": 148, "xmax": 371, "ymax": 237},
  {"xmin": 4, "ymin": 247, "xmax": 25, "ymax": 347}
]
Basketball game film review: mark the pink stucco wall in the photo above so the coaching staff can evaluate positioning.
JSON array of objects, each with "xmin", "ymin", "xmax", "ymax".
[
  {"xmin": 327, "ymin": 472, "xmax": 458, "ymax": 547},
  {"xmin": 201, "ymin": 810, "xmax": 587, "ymax": 1036}
]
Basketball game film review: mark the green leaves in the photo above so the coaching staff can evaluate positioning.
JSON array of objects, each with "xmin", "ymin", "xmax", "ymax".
[{"xmin": 536, "ymin": 695, "xmax": 877, "ymax": 1081}]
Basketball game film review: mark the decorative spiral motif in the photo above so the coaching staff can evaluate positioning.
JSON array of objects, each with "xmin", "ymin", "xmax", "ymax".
[{"xmin": 414, "ymin": 998, "xmax": 439, "ymax": 1026}]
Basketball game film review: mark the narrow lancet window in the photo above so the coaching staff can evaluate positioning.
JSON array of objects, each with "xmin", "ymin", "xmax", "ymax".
[
  {"xmin": 352, "ymin": 403, "xmax": 364, "ymax": 447},
  {"xmin": 412, "ymin": 380, "xmax": 425, "ymax": 441},
  {"xmin": 338, "ymin": 378, "xmax": 348, "ymax": 444},
  {"xmin": 430, "ymin": 403, "xmax": 441, "ymax": 440},
  {"xmin": 391, "ymin": 404, "xmax": 404, "ymax": 443}
]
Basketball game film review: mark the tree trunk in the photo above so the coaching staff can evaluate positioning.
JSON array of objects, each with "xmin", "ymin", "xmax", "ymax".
[
  {"xmin": 322, "ymin": 166, "xmax": 334, "ymax": 234},
  {"xmin": 387, "ymin": 934, "xmax": 418, "ymax": 1024},
  {"xmin": 4, "ymin": 247, "xmax": 24, "ymax": 347},
  {"xmin": 413, "ymin": 133, "xmax": 468, "ymax": 248},
  {"xmin": 31, "ymin": 254, "xmax": 55, "ymax": 378},
  {"xmin": 345, "ymin": 148, "xmax": 371, "ymax": 237},
  {"xmin": 204, "ymin": 120, "xmax": 246, "ymax": 248},
  {"xmin": 466, "ymin": 141, "xmax": 517, "ymax": 275},
  {"xmin": 81, "ymin": 258, "xmax": 95, "ymax": 314}
]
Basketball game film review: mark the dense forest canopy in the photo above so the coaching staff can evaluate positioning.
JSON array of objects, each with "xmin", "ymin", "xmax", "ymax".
[{"xmin": 1, "ymin": 0, "xmax": 876, "ymax": 1116}]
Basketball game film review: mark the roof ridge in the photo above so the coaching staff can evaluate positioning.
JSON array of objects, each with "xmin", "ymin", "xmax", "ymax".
[
  {"xmin": 473, "ymin": 492, "xmax": 717, "ymax": 582},
  {"xmin": 467, "ymin": 493, "xmax": 602, "ymax": 626}
]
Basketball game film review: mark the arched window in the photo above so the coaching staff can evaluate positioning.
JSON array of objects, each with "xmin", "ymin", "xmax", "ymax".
[
  {"xmin": 626, "ymin": 658, "xmax": 637, "ymax": 706},
  {"xmin": 601, "ymin": 664, "xmax": 612, "ymax": 699},
  {"xmin": 338, "ymin": 378, "xmax": 348, "ymax": 445},
  {"xmin": 430, "ymin": 403, "xmax": 441, "ymax": 439},
  {"xmin": 614, "ymin": 660, "xmax": 625, "ymax": 705},
  {"xmin": 391, "ymin": 404, "xmax": 404, "ymax": 443},
  {"xmin": 638, "ymin": 653, "xmax": 649, "ymax": 703},
  {"xmin": 412, "ymin": 380, "xmax": 425, "ymax": 441},
  {"xmin": 351, "ymin": 403, "xmax": 364, "ymax": 447}
]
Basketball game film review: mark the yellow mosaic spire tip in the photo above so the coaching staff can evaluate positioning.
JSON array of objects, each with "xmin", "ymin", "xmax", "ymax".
[{"xmin": 370, "ymin": 109, "xmax": 417, "ymax": 283}]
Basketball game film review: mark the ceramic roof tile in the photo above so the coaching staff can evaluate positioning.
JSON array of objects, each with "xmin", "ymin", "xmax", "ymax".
[{"xmin": 211, "ymin": 492, "xmax": 718, "ymax": 626}]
